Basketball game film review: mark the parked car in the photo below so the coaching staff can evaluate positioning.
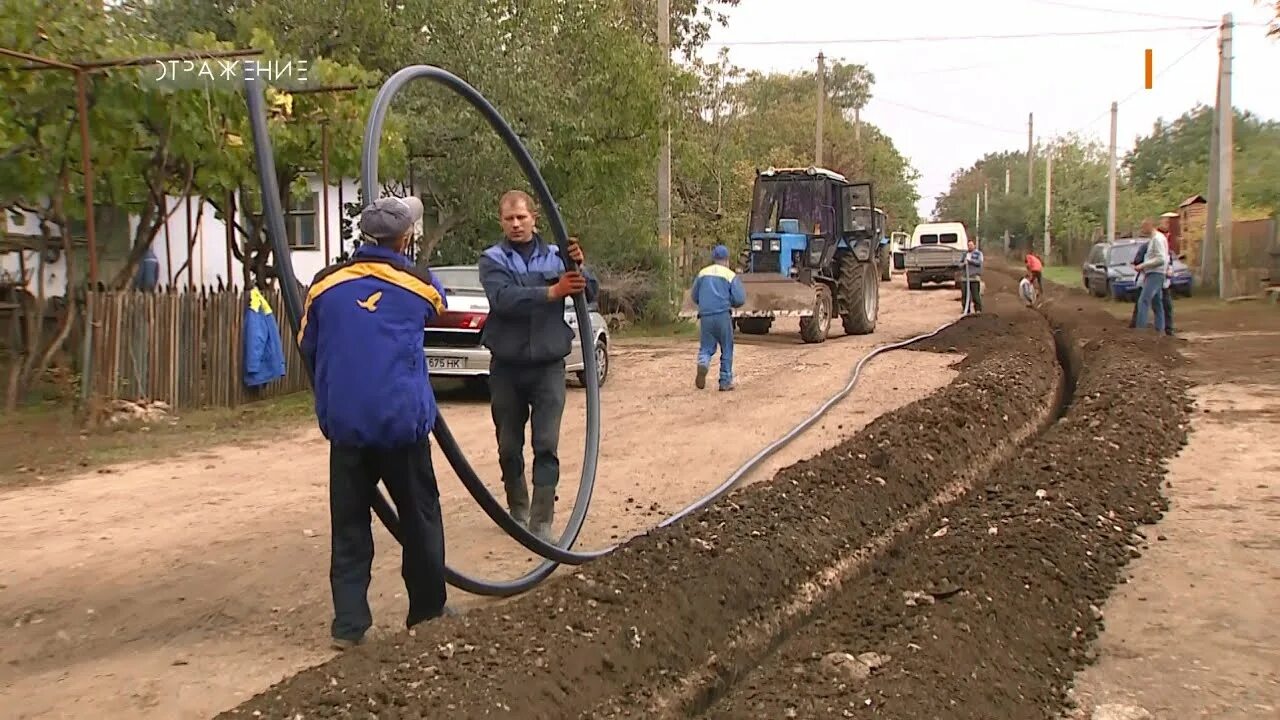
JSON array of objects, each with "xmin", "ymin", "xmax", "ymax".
[
  {"xmin": 1081, "ymin": 239, "xmax": 1193, "ymax": 300},
  {"xmin": 423, "ymin": 264, "xmax": 611, "ymax": 388}
]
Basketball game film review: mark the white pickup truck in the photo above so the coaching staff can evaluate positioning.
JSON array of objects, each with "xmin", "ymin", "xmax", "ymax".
[{"xmin": 903, "ymin": 221, "xmax": 970, "ymax": 290}]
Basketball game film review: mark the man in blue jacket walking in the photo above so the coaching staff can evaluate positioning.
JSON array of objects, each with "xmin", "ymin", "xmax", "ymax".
[
  {"xmin": 479, "ymin": 190, "xmax": 598, "ymax": 542},
  {"xmin": 298, "ymin": 195, "xmax": 450, "ymax": 650},
  {"xmin": 691, "ymin": 245, "xmax": 747, "ymax": 392}
]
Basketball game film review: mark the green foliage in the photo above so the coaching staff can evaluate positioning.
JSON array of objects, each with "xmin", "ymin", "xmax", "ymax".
[
  {"xmin": 2, "ymin": 0, "xmax": 922, "ymax": 292},
  {"xmin": 670, "ymin": 50, "xmax": 920, "ymax": 274},
  {"xmin": 933, "ymin": 104, "xmax": 1280, "ymax": 264}
]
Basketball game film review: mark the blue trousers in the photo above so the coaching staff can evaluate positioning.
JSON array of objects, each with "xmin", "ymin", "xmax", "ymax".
[
  {"xmin": 1134, "ymin": 272, "xmax": 1166, "ymax": 333},
  {"xmin": 698, "ymin": 312, "xmax": 735, "ymax": 388}
]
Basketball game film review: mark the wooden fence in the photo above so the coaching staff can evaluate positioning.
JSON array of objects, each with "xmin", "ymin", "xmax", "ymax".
[{"xmin": 83, "ymin": 287, "xmax": 310, "ymax": 410}]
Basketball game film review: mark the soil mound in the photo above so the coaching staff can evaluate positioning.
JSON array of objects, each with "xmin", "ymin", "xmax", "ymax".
[
  {"xmin": 701, "ymin": 273, "xmax": 1191, "ymax": 719},
  {"xmin": 221, "ymin": 304, "xmax": 1059, "ymax": 719}
]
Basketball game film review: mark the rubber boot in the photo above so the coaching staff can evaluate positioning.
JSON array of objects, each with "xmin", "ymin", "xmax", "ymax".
[
  {"xmin": 529, "ymin": 485, "xmax": 556, "ymax": 542},
  {"xmin": 504, "ymin": 479, "xmax": 530, "ymax": 528}
]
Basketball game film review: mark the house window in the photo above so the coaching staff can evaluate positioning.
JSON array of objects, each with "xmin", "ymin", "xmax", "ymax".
[
  {"xmin": 285, "ymin": 192, "xmax": 319, "ymax": 250},
  {"xmin": 250, "ymin": 191, "xmax": 320, "ymax": 251}
]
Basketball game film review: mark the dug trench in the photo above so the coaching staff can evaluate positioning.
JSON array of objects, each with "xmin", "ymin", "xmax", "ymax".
[
  {"xmin": 221, "ymin": 285, "xmax": 1065, "ymax": 720},
  {"xmin": 696, "ymin": 276, "xmax": 1191, "ymax": 719}
]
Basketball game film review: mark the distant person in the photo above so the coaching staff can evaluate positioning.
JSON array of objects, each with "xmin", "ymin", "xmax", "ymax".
[
  {"xmin": 132, "ymin": 246, "xmax": 160, "ymax": 292},
  {"xmin": 1127, "ymin": 231, "xmax": 1174, "ymax": 336},
  {"xmin": 691, "ymin": 245, "xmax": 746, "ymax": 391},
  {"xmin": 1131, "ymin": 218, "xmax": 1169, "ymax": 334},
  {"xmin": 1018, "ymin": 271, "xmax": 1038, "ymax": 307},
  {"xmin": 1024, "ymin": 250, "xmax": 1044, "ymax": 296},
  {"xmin": 961, "ymin": 238, "xmax": 983, "ymax": 314}
]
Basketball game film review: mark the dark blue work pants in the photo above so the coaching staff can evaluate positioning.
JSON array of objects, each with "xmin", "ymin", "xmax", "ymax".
[
  {"xmin": 328, "ymin": 439, "xmax": 447, "ymax": 642},
  {"xmin": 489, "ymin": 359, "xmax": 567, "ymax": 489}
]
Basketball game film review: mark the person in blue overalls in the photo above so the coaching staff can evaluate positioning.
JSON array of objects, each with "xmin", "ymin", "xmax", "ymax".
[
  {"xmin": 478, "ymin": 190, "xmax": 599, "ymax": 542},
  {"xmin": 298, "ymin": 195, "xmax": 451, "ymax": 651},
  {"xmin": 690, "ymin": 244, "xmax": 746, "ymax": 391}
]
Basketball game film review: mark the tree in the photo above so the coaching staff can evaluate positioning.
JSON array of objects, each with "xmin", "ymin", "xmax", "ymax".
[
  {"xmin": 670, "ymin": 52, "xmax": 920, "ymax": 272},
  {"xmin": 933, "ymin": 103, "xmax": 1280, "ymax": 265}
]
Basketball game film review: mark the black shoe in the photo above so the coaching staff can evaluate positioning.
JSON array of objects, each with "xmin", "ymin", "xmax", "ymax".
[{"xmin": 695, "ymin": 364, "xmax": 708, "ymax": 390}]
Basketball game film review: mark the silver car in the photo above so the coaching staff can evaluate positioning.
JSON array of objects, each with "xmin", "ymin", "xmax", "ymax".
[{"xmin": 423, "ymin": 264, "xmax": 611, "ymax": 388}]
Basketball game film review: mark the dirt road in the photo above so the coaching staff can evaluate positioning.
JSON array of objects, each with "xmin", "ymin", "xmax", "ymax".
[
  {"xmin": 0, "ymin": 282, "xmax": 959, "ymax": 720},
  {"xmin": 1068, "ymin": 324, "xmax": 1280, "ymax": 720}
]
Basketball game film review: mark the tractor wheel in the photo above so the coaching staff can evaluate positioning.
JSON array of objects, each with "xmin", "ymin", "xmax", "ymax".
[
  {"xmin": 878, "ymin": 246, "xmax": 891, "ymax": 282},
  {"xmin": 798, "ymin": 285, "xmax": 832, "ymax": 344},
  {"xmin": 736, "ymin": 317, "xmax": 772, "ymax": 335},
  {"xmin": 838, "ymin": 254, "xmax": 879, "ymax": 335}
]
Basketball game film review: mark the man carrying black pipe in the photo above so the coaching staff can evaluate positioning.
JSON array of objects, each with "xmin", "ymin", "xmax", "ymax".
[
  {"xmin": 299, "ymin": 195, "xmax": 451, "ymax": 651},
  {"xmin": 479, "ymin": 190, "xmax": 599, "ymax": 542}
]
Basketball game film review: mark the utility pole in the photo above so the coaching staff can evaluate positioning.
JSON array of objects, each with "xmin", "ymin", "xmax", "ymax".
[
  {"xmin": 1217, "ymin": 12, "xmax": 1234, "ymax": 298},
  {"xmin": 657, "ymin": 0, "xmax": 673, "ymax": 285},
  {"xmin": 1027, "ymin": 112, "xmax": 1034, "ymax": 196},
  {"xmin": 975, "ymin": 193, "xmax": 982, "ymax": 240},
  {"xmin": 1204, "ymin": 58, "xmax": 1221, "ymax": 283},
  {"xmin": 815, "ymin": 51, "xmax": 826, "ymax": 166},
  {"xmin": 1107, "ymin": 101, "xmax": 1118, "ymax": 243},
  {"xmin": 1004, "ymin": 167, "xmax": 1010, "ymax": 195},
  {"xmin": 1043, "ymin": 150, "xmax": 1053, "ymax": 260}
]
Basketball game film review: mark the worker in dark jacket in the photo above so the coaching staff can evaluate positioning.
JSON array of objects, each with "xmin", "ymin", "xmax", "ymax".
[
  {"xmin": 298, "ymin": 195, "xmax": 450, "ymax": 651},
  {"xmin": 479, "ymin": 190, "xmax": 598, "ymax": 542}
]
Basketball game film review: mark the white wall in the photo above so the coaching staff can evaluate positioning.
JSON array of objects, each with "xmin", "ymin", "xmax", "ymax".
[
  {"xmin": 1, "ymin": 175, "xmax": 363, "ymax": 298},
  {"xmin": 2, "ymin": 207, "xmax": 71, "ymax": 299}
]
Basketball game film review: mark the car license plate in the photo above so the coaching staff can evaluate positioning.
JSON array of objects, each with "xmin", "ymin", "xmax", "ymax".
[{"xmin": 428, "ymin": 357, "xmax": 464, "ymax": 370}]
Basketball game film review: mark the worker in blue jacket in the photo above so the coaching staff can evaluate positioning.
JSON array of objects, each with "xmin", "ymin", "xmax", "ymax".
[
  {"xmin": 691, "ymin": 245, "xmax": 747, "ymax": 392},
  {"xmin": 479, "ymin": 190, "xmax": 598, "ymax": 542},
  {"xmin": 298, "ymin": 195, "xmax": 450, "ymax": 651}
]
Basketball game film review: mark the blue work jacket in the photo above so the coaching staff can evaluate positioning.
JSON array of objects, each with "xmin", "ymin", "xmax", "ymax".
[
  {"xmin": 298, "ymin": 244, "xmax": 448, "ymax": 449},
  {"xmin": 478, "ymin": 234, "xmax": 599, "ymax": 366},
  {"xmin": 243, "ymin": 287, "xmax": 287, "ymax": 388},
  {"xmin": 690, "ymin": 263, "xmax": 746, "ymax": 318}
]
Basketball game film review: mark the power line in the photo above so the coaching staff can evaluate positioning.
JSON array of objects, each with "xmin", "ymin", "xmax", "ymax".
[
  {"xmin": 872, "ymin": 97, "xmax": 1025, "ymax": 135},
  {"xmin": 1064, "ymin": 31, "xmax": 1216, "ymax": 137},
  {"xmin": 706, "ymin": 24, "xmax": 1216, "ymax": 47},
  {"xmin": 1023, "ymin": 0, "xmax": 1216, "ymax": 24}
]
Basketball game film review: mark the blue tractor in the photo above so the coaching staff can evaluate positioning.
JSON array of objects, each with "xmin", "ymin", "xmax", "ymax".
[{"xmin": 682, "ymin": 166, "xmax": 881, "ymax": 343}]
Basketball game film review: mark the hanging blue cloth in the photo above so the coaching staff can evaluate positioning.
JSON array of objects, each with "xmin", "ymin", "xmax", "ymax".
[{"xmin": 243, "ymin": 287, "xmax": 287, "ymax": 388}]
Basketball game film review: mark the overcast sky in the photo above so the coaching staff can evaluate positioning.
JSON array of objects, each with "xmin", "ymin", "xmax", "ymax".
[{"xmin": 700, "ymin": 0, "xmax": 1279, "ymax": 218}]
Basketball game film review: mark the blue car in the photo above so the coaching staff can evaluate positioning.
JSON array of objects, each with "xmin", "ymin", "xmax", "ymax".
[{"xmin": 1081, "ymin": 239, "xmax": 1193, "ymax": 300}]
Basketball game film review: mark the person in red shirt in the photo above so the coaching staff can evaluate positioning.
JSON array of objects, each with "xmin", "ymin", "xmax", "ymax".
[{"xmin": 1025, "ymin": 251, "xmax": 1044, "ymax": 295}]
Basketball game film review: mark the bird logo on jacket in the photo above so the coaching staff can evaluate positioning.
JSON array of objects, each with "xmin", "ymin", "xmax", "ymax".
[{"xmin": 356, "ymin": 290, "xmax": 383, "ymax": 312}]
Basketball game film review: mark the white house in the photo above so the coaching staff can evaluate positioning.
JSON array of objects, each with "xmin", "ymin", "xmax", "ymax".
[{"xmin": 2, "ymin": 174, "xmax": 368, "ymax": 299}]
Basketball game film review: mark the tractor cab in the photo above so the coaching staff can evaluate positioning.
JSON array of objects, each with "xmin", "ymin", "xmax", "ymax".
[{"xmin": 744, "ymin": 167, "xmax": 876, "ymax": 283}]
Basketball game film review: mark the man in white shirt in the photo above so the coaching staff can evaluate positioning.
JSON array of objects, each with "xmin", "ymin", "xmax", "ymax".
[{"xmin": 1131, "ymin": 218, "xmax": 1168, "ymax": 333}]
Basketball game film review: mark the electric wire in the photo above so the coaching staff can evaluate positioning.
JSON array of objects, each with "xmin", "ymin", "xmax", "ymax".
[
  {"xmin": 871, "ymin": 97, "xmax": 1026, "ymax": 135},
  {"xmin": 1023, "ymin": 0, "xmax": 1218, "ymax": 25},
  {"xmin": 706, "ymin": 24, "xmax": 1218, "ymax": 47},
  {"xmin": 1063, "ymin": 30, "xmax": 1217, "ymax": 137}
]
